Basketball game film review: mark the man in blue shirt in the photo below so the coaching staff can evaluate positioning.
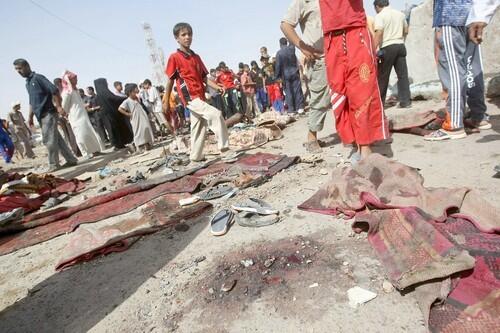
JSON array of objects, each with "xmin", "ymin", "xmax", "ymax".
[
  {"xmin": 424, "ymin": 0, "xmax": 491, "ymax": 141},
  {"xmin": 13, "ymin": 58, "xmax": 77, "ymax": 171},
  {"xmin": 274, "ymin": 37, "xmax": 305, "ymax": 114}
]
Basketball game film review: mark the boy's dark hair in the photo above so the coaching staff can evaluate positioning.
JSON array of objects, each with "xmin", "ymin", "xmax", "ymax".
[
  {"xmin": 87, "ymin": 86, "xmax": 94, "ymax": 92},
  {"xmin": 373, "ymin": 0, "xmax": 389, "ymax": 7},
  {"xmin": 143, "ymin": 79, "xmax": 152, "ymax": 86},
  {"xmin": 173, "ymin": 22, "xmax": 193, "ymax": 37},
  {"xmin": 250, "ymin": 60, "xmax": 258, "ymax": 67},
  {"xmin": 238, "ymin": 62, "xmax": 244, "ymax": 69},
  {"xmin": 53, "ymin": 78, "xmax": 62, "ymax": 86},
  {"xmin": 113, "ymin": 81, "xmax": 122, "ymax": 88},
  {"xmin": 279, "ymin": 37, "xmax": 288, "ymax": 46},
  {"xmin": 13, "ymin": 58, "xmax": 29, "ymax": 67},
  {"xmin": 124, "ymin": 83, "xmax": 138, "ymax": 96}
]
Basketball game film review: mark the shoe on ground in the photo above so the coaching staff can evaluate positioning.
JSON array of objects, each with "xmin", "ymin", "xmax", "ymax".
[
  {"xmin": 235, "ymin": 211, "xmax": 280, "ymax": 228},
  {"xmin": 464, "ymin": 118, "xmax": 492, "ymax": 130},
  {"xmin": 398, "ymin": 103, "xmax": 412, "ymax": 109},
  {"xmin": 231, "ymin": 198, "xmax": 278, "ymax": 215},
  {"xmin": 350, "ymin": 152, "xmax": 361, "ymax": 166},
  {"xmin": 210, "ymin": 209, "xmax": 234, "ymax": 236},
  {"xmin": 424, "ymin": 129, "xmax": 467, "ymax": 141},
  {"xmin": 303, "ymin": 140, "xmax": 322, "ymax": 154},
  {"xmin": 61, "ymin": 161, "xmax": 77, "ymax": 168},
  {"xmin": 46, "ymin": 165, "xmax": 60, "ymax": 173}
]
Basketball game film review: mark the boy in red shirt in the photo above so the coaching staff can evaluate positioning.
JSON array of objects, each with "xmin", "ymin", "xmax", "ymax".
[
  {"xmin": 216, "ymin": 62, "xmax": 242, "ymax": 119},
  {"xmin": 163, "ymin": 23, "xmax": 229, "ymax": 162},
  {"xmin": 319, "ymin": 0, "xmax": 389, "ymax": 161}
]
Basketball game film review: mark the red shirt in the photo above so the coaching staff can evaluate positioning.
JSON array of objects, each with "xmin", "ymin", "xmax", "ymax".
[
  {"xmin": 319, "ymin": 0, "xmax": 367, "ymax": 33},
  {"xmin": 216, "ymin": 70, "xmax": 236, "ymax": 89},
  {"xmin": 165, "ymin": 49, "xmax": 208, "ymax": 106}
]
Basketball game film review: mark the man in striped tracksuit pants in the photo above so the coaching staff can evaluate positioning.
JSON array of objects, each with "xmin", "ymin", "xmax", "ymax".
[{"xmin": 425, "ymin": 0, "xmax": 493, "ymax": 141}]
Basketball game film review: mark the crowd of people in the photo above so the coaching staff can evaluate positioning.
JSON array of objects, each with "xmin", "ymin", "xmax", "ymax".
[{"xmin": 2, "ymin": 0, "xmax": 498, "ymax": 171}]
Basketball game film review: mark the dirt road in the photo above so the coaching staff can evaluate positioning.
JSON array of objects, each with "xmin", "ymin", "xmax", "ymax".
[{"xmin": 0, "ymin": 98, "xmax": 498, "ymax": 332}]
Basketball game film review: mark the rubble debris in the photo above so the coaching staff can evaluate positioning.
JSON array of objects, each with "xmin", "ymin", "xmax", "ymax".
[
  {"xmin": 127, "ymin": 171, "xmax": 146, "ymax": 184},
  {"xmin": 240, "ymin": 259, "xmax": 254, "ymax": 267},
  {"xmin": 382, "ymin": 280, "xmax": 395, "ymax": 293},
  {"xmin": 264, "ymin": 257, "xmax": 276, "ymax": 268},
  {"xmin": 221, "ymin": 280, "xmax": 237, "ymax": 292},
  {"xmin": 300, "ymin": 154, "xmax": 323, "ymax": 164},
  {"xmin": 194, "ymin": 256, "xmax": 206, "ymax": 264},
  {"xmin": 98, "ymin": 166, "xmax": 127, "ymax": 179},
  {"xmin": 347, "ymin": 286, "xmax": 378, "ymax": 308}
]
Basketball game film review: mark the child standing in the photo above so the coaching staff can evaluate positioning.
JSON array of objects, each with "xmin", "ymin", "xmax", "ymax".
[
  {"xmin": 319, "ymin": 0, "xmax": 389, "ymax": 160},
  {"xmin": 0, "ymin": 120, "xmax": 15, "ymax": 163},
  {"xmin": 163, "ymin": 22, "xmax": 229, "ymax": 162},
  {"xmin": 118, "ymin": 83, "xmax": 155, "ymax": 152}
]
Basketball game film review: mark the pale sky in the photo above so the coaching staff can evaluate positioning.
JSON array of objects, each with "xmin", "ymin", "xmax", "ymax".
[{"xmin": 0, "ymin": 0, "xmax": 412, "ymax": 119}]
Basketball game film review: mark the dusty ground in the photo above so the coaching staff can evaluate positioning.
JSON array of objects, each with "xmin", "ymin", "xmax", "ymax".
[{"xmin": 0, "ymin": 98, "xmax": 499, "ymax": 333}]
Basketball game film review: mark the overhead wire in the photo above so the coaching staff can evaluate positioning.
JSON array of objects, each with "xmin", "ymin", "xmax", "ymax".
[{"xmin": 28, "ymin": 0, "xmax": 144, "ymax": 57}]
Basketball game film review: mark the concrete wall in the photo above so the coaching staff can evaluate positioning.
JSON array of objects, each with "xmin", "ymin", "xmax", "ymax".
[{"xmin": 405, "ymin": 0, "xmax": 500, "ymax": 85}]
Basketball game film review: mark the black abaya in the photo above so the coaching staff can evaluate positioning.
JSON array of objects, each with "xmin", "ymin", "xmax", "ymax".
[{"xmin": 94, "ymin": 78, "xmax": 133, "ymax": 149}]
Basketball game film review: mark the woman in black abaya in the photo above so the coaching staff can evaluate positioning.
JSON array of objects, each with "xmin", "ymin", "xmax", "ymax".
[{"xmin": 94, "ymin": 78, "xmax": 133, "ymax": 149}]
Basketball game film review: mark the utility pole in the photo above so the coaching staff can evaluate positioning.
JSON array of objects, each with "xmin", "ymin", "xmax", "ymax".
[{"xmin": 142, "ymin": 22, "xmax": 167, "ymax": 86}]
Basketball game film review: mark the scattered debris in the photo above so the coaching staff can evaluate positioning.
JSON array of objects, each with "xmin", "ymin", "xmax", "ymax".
[
  {"xmin": 221, "ymin": 280, "xmax": 237, "ymax": 292},
  {"xmin": 382, "ymin": 280, "xmax": 395, "ymax": 293},
  {"xmin": 240, "ymin": 259, "xmax": 254, "ymax": 267},
  {"xmin": 309, "ymin": 283, "xmax": 319, "ymax": 288},
  {"xmin": 98, "ymin": 166, "xmax": 127, "ymax": 179},
  {"xmin": 494, "ymin": 164, "xmax": 500, "ymax": 178},
  {"xmin": 300, "ymin": 154, "xmax": 323, "ymax": 164},
  {"xmin": 347, "ymin": 286, "xmax": 378, "ymax": 308},
  {"xmin": 264, "ymin": 257, "xmax": 276, "ymax": 268},
  {"xmin": 127, "ymin": 171, "xmax": 146, "ymax": 184},
  {"xmin": 194, "ymin": 256, "xmax": 206, "ymax": 264},
  {"xmin": 319, "ymin": 168, "xmax": 329, "ymax": 175}
]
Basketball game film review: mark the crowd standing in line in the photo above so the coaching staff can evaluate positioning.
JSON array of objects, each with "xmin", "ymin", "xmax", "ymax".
[{"xmin": 5, "ymin": 0, "xmax": 499, "ymax": 171}]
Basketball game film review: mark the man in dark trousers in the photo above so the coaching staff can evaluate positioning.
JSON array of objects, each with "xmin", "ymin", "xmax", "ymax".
[
  {"xmin": 13, "ymin": 58, "xmax": 78, "ymax": 171},
  {"xmin": 373, "ymin": 0, "xmax": 411, "ymax": 108},
  {"xmin": 274, "ymin": 37, "xmax": 305, "ymax": 114}
]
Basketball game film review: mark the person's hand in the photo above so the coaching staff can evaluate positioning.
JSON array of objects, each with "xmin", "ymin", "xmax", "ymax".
[
  {"xmin": 57, "ymin": 106, "xmax": 67, "ymax": 118},
  {"xmin": 163, "ymin": 101, "xmax": 170, "ymax": 115},
  {"xmin": 299, "ymin": 40, "xmax": 322, "ymax": 66},
  {"xmin": 468, "ymin": 22, "xmax": 487, "ymax": 44}
]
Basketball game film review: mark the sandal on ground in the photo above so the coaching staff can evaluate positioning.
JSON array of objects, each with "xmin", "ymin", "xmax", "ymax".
[
  {"xmin": 303, "ymin": 140, "xmax": 322, "ymax": 153},
  {"xmin": 210, "ymin": 209, "xmax": 234, "ymax": 236},
  {"xmin": 197, "ymin": 184, "xmax": 235, "ymax": 201},
  {"xmin": 231, "ymin": 198, "xmax": 278, "ymax": 215},
  {"xmin": 424, "ymin": 129, "xmax": 467, "ymax": 141},
  {"xmin": 350, "ymin": 152, "xmax": 361, "ymax": 166},
  {"xmin": 235, "ymin": 211, "xmax": 280, "ymax": 228}
]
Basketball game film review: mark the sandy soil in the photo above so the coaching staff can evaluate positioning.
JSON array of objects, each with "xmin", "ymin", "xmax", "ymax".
[{"xmin": 0, "ymin": 98, "xmax": 499, "ymax": 333}]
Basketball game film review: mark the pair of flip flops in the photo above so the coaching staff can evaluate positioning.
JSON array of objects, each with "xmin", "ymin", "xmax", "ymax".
[{"xmin": 209, "ymin": 198, "xmax": 280, "ymax": 236}]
